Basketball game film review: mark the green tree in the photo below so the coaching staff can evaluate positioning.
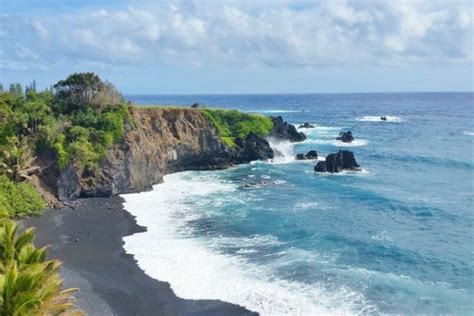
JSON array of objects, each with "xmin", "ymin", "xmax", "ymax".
[
  {"xmin": 54, "ymin": 73, "xmax": 123, "ymax": 114},
  {"xmin": 20, "ymin": 91, "xmax": 52, "ymax": 134},
  {"xmin": 8, "ymin": 84, "xmax": 22, "ymax": 96}
]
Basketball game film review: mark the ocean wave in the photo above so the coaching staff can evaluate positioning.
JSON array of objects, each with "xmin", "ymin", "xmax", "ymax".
[
  {"xmin": 304, "ymin": 139, "xmax": 369, "ymax": 147},
  {"xmin": 463, "ymin": 131, "xmax": 474, "ymax": 136},
  {"xmin": 296, "ymin": 124, "xmax": 341, "ymax": 131},
  {"xmin": 267, "ymin": 138, "xmax": 296, "ymax": 164},
  {"xmin": 356, "ymin": 115, "xmax": 404, "ymax": 122},
  {"xmin": 371, "ymin": 231, "xmax": 394, "ymax": 242},
  {"xmin": 122, "ymin": 172, "xmax": 373, "ymax": 315},
  {"xmin": 313, "ymin": 168, "xmax": 370, "ymax": 176}
]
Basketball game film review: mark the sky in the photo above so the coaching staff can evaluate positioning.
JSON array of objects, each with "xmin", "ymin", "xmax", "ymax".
[{"xmin": 0, "ymin": 0, "xmax": 473, "ymax": 94}]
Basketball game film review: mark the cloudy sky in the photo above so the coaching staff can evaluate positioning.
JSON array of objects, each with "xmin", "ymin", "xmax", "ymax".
[{"xmin": 0, "ymin": 0, "xmax": 472, "ymax": 93}]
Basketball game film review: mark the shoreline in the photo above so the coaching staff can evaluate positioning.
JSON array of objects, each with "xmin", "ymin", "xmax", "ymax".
[{"xmin": 22, "ymin": 196, "xmax": 257, "ymax": 316}]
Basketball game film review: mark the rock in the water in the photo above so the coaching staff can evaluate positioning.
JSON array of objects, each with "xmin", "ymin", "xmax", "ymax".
[
  {"xmin": 296, "ymin": 150, "xmax": 318, "ymax": 160},
  {"xmin": 270, "ymin": 116, "xmax": 307, "ymax": 142},
  {"xmin": 306, "ymin": 150, "xmax": 318, "ymax": 159},
  {"xmin": 380, "ymin": 116, "xmax": 387, "ymax": 121},
  {"xmin": 296, "ymin": 153, "xmax": 306, "ymax": 160},
  {"xmin": 298, "ymin": 122, "xmax": 314, "ymax": 128},
  {"xmin": 336, "ymin": 131, "xmax": 354, "ymax": 143},
  {"xmin": 191, "ymin": 103, "xmax": 200, "ymax": 108},
  {"xmin": 314, "ymin": 161, "xmax": 327, "ymax": 172},
  {"xmin": 314, "ymin": 150, "xmax": 360, "ymax": 173}
]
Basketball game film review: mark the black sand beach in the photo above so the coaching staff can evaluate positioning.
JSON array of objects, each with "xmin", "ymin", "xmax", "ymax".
[{"xmin": 23, "ymin": 197, "xmax": 256, "ymax": 316}]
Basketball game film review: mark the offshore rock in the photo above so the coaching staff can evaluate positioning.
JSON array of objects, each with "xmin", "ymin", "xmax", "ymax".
[
  {"xmin": 298, "ymin": 122, "xmax": 314, "ymax": 128},
  {"xmin": 296, "ymin": 150, "xmax": 318, "ymax": 160},
  {"xmin": 314, "ymin": 150, "xmax": 360, "ymax": 173},
  {"xmin": 336, "ymin": 131, "xmax": 354, "ymax": 143}
]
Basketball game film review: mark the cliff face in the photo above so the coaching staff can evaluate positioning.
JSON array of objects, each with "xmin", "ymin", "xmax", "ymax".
[{"xmin": 31, "ymin": 108, "xmax": 301, "ymax": 203}]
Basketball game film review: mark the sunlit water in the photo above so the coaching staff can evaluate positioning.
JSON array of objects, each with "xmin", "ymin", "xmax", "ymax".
[{"xmin": 122, "ymin": 93, "xmax": 474, "ymax": 315}]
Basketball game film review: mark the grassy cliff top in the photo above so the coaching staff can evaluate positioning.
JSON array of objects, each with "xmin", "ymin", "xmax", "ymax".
[
  {"xmin": 201, "ymin": 108, "xmax": 273, "ymax": 147},
  {"xmin": 131, "ymin": 105, "xmax": 274, "ymax": 148}
]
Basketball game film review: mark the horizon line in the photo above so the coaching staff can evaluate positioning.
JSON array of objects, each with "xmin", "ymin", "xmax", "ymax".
[{"xmin": 124, "ymin": 91, "xmax": 474, "ymax": 96}]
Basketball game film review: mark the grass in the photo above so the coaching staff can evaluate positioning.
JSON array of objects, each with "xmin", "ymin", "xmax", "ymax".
[{"xmin": 201, "ymin": 108, "xmax": 273, "ymax": 147}]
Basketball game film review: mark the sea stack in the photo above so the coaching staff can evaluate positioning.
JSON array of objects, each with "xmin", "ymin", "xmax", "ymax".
[
  {"xmin": 314, "ymin": 150, "xmax": 360, "ymax": 173},
  {"xmin": 336, "ymin": 131, "xmax": 354, "ymax": 143}
]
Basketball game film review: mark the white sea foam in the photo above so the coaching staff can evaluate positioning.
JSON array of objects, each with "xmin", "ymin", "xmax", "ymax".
[
  {"xmin": 305, "ymin": 139, "xmax": 369, "ymax": 147},
  {"xmin": 463, "ymin": 131, "xmax": 474, "ymax": 136},
  {"xmin": 267, "ymin": 138, "xmax": 296, "ymax": 164},
  {"xmin": 314, "ymin": 168, "xmax": 370, "ymax": 176},
  {"xmin": 371, "ymin": 231, "xmax": 394, "ymax": 242},
  {"xmin": 122, "ymin": 172, "xmax": 371, "ymax": 315},
  {"xmin": 356, "ymin": 115, "xmax": 403, "ymax": 122}
]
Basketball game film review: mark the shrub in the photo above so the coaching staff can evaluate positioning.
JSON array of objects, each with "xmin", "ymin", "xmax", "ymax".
[
  {"xmin": 0, "ymin": 176, "xmax": 45, "ymax": 218},
  {"xmin": 202, "ymin": 109, "xmax": 273, "ymax": 147}
]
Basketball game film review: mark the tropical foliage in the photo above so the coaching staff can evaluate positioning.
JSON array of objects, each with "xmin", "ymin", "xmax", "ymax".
[
  {"xmin": 0, "ymin": 219, "xmax": 82, "ymax": 315},
  {"xmin": 0, "ymin": 73, "xmax": 131, "ymax": 218}
]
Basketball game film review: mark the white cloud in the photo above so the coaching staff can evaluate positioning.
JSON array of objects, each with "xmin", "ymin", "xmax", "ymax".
[{"xmin": 0, "ymin": 0, "xmax": 472, "ymax": 71}]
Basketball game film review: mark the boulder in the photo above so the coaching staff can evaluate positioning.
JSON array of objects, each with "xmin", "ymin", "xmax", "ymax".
[
  {"xmin": 306, "ymin": 150, "xmax": 318, "ymax": 159},
  {"xmin": 336, "ymin": 131, "xmax": 354, "ymax": 143},
  {"xmin": 298, "ymin": 122, "xmax": 314, "ymax": 128},
  {"xmin": 314, "ymin": 150, "xmax": 360, "ymax": 173},
  {"xmin": 314, "ymin": 161, "xmax": 326, "ymax": 172},
  {"xmin": 270, "ymin": 116, "xmax": 307, "ymax": 142},
  {"xmin": 191, "ymin": 103, "xmax": 201, "ymax": 108},
  {"xmin": 296, "ymin": 150, "xmax": 318, "ymax": 160},
  {"xmin": 380, "ymin": 116, "xmax": 387, "ymax": 121},
  {"xmin": 296, "ymin": 153, "xmax": 306, "ymax": 160}
]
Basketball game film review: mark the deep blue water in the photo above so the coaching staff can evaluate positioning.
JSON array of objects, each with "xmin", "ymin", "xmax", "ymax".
[{"xmin": 124, "ymin": 93, "xmax": 474, "ymax": 314}]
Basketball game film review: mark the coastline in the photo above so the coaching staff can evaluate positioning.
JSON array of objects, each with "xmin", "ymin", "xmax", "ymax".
[{"xmin": 22, "ymin": 196, "xmax": 257, "ymax": 316}]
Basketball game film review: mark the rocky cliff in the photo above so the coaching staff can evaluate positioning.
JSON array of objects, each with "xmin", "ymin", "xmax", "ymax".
[{"xmin": 29, "ymin": 108, "xmax": 303, "ymax": 204}]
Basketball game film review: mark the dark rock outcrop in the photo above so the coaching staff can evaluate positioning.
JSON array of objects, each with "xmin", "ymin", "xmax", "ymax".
[
  {"xmin": 33, "ymin": 108, "xmax": 302, "ymax": 202},
  {"xmin": 306, "ymin": 150, "xmax": 318, "ymax": 159},
  {"xmin": 270, "ymin": 116, "xmax": 306, "ymax": 142},
  {"xmin": 296, "ymin": 150, "xmax": 318, "ymax": 160},
  {"xmin": 191, "ymin": 103, "xmax": 200, "ymax": 108},
  {"xmin": 298, "ymin": 122, "xmax": 314, "ymax": 128},
  {"xmin": 336, "ymin": 131, "xmax": 354, "ymax": 143},
  {"xmin": 380, "ymin": 116, "xmax": 387, "ymax": 121},
  {"xmin": 314, "ymin": 150, "xmax": 360, "ymax": 173}
]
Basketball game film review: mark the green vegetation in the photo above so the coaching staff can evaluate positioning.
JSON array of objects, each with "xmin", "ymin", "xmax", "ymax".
[
  {"xmin": 202, "ymin": 109, "xmax": 273, "ymax": 147},
  {"xmin": 0, "ymin": 219, "xmax": 82, "ymax": 315},
  {"xmin": 0, "ymin": 176, "xmax": 45, "ymax": 218},
  {"xmin": 0, "ymin": 72, "xmax": 132, "ymax": 218}
]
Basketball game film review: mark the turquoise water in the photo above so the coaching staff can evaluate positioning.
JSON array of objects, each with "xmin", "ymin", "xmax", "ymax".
[{"xmin": 124, "ymin": 93, "xmax": 474, "ymax": 314}]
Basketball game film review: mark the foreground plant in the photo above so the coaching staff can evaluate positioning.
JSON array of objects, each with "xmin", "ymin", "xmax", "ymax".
[{"xmin": 0, "ymin": 219, "xmax": 83, "ymax": 315}]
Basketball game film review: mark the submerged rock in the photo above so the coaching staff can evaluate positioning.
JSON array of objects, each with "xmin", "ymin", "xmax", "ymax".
[
  {"xmin": 314, "ymin": 150, "xmax": 360, "ymax": 173},
  {"xmin": 336, "ymin": 131, "xmax": 354, "ymax": 143},
  {"xmin": 298, "ymin": 122, "xmax": 314, "ymax": 128},
  {"xmin": 380, "ymin": 116, "xmax": 387, "ymax": 121},
  {"xmin": 270, "ymin": 116, "xmax": 307, "ymax": 142},
  {"xmin": 296, "ymin": 150, "xmax": 318, "ymax": 160}
]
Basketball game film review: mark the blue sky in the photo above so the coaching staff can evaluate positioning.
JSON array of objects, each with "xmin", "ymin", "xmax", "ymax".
[{"xmin": 0, "ymin": 0, "xmax": 472, "ymax": 94}]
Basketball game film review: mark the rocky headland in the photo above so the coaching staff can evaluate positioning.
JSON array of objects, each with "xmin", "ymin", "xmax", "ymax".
[{"xmin": 27, "ymin": 108, "xmax": 305, "ymax": 205}]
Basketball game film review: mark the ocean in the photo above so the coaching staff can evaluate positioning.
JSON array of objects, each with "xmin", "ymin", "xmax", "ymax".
[{"xmin": 121, "ymin": 93, "xmax": 473, "ymax": 315}]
